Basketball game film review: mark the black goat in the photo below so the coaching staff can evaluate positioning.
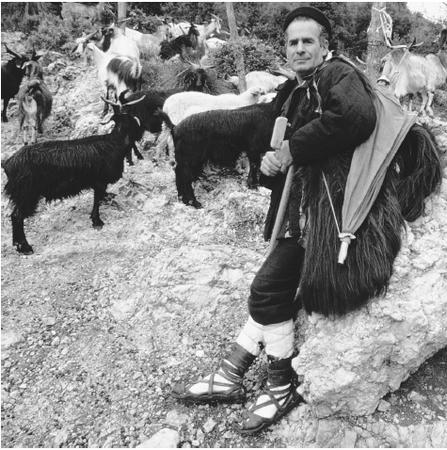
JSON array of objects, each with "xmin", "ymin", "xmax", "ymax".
[
  {"xmin": 1, "ymin": 45, "xmax": 38, "ymax": 122},
  {"xmin": 160, "ymin": 23, "xmax": 200, "ymax": 60},
  {"xmin": 2, "ymin": 98, "xmax": 145, "ymax": 255},
  {"xmin": 173, "ymin": 102, "xmax": 276, "ymax": 208},
  {"xmin": 119, "ymin": 90, "xmax": 175, "ymax": 163}
]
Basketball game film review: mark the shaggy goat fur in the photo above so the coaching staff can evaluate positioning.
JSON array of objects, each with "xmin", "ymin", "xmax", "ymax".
[
  {"xmin": 273, "ymin": 122, "xmax": 441, "ymax": 317},
  {"xmin": 393, "ymin": 123, "xmax": 442, "ymax": 221},
  {"xmin": 2, "ymin": 111, "xmax": 143, "ymax": 255},
  {"xmin": 173, "ymin": 102, "xmax": 276, "ymax": 208},
  {"xmin": 1, "ymin": 45, "xmax": 32, "ymax": 122}
]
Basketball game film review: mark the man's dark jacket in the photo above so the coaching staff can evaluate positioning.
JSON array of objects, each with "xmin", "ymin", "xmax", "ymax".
[{"xmin": 263, "ymin": 57, "xmax": 377, "ymax": 240}]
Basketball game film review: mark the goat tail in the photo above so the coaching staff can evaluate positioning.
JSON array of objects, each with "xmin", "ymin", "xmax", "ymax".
[
  {"xmin": 393, "ymin": 123, "xmax": 442, "ymax": 222},
  {"xmin": 155, "ymin": 109, "xmax": 175, "ymax": 131}
]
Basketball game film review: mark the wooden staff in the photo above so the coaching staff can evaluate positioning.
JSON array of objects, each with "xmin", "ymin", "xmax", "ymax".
[{"xmin": 268, "ymin": 117, "xmax": 294, "ymax": 254}]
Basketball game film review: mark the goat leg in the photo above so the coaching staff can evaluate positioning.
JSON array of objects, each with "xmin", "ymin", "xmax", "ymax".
[
  {"xmin": 2, "ymin": 97, "xmax": 10, "ymax": 122},
  {"xmin": 90, "ymin": 185, "xmax": 106, "ymax": 228},
  {"xmin": 126, "ymin": 148, "xmax": 134, "ymax": 166},
  {"xmin": 247, "ymin": 159, "xmax": 260, "ymax": 189},
  {"xmin": 175, "ymin": 164, "xmax": 202, "ymax": 209},
  {"xmin": 11, "ymin": 206, "xmax": 33, "ymax": 255},
  {"xmin": 133, "ymin": 143, "xmax": 143, "ymax": 160}
]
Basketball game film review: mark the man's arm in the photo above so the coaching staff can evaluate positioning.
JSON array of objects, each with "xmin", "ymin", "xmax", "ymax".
[{"xmin": 288, "ymin": 66, "xmax": 377, "ymax": 167}]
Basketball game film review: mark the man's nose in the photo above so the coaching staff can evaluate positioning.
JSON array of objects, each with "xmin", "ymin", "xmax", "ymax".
[{"xmin": 296, "ymin": 41, "xmax": 305, "ymax": 53}]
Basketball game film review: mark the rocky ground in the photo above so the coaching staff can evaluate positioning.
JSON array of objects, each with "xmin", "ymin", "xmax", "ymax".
[{"xmin": 1, "ymin": 32, "xmax": 447, "ymax": 448}]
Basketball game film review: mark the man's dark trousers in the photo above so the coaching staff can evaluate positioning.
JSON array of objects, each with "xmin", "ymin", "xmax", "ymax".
[{"xmin": 248, "ymin": 237, "xmax": 305, "ymax": 325}]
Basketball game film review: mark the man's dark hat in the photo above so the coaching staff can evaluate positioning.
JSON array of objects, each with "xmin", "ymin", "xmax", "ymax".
[{"xmin": 283, "ymin": 6, "xmax": 332, "ymax": 37}]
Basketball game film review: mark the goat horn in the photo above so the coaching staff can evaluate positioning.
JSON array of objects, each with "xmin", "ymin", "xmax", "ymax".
[
  {"xmin": 122, "ymin": 94, "xmax": 146, "ymax": 106},
  {"xmin": 356, "ymin": 56, "xmax": 367, "ymax": 65},
  {"xmin": 4, "ymin": 44, "xmax": 20, "ymax": 58},
  {"xmin": 116, "ymin": 17, "xmax": 131, "ymax": 24},
  {"xmin": 101, "ymin": 96, "xmax": 120, "ymax": 107},
  {"xmin": 82, "ymin": 29, "xmax": 99, "ymax": 41}
]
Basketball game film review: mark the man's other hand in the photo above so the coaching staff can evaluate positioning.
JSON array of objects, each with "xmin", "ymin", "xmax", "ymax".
[{"xmin": 261, "ymin": 151, "xmax": 282, "ymax": 176}]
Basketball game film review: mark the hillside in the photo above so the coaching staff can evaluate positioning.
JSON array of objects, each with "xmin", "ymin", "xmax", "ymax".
[{"xmin": 1, "ymin": 30, "xmax": 447, "ymax": 448}]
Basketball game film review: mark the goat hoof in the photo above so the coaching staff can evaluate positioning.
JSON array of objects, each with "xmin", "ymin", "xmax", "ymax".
[
  {"xmin": 190, "ymin": 200, "xmax": 202, "ymax": 209},
  {"xmin": 93, "ymin": 220, "xmax": 104, "ymax": 229},
  {"xmin": 128, "ymin": 161, "xmax": 135, "ymax": 166},
  {"xmin": 15, "ymin": 243, "xmax": 34, "ymax": 255},
  {"xmin": 103, "ymin": 192, "xmax": 116, "ymax": 201}
]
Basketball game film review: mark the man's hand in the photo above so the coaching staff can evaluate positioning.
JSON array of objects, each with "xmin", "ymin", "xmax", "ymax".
[
  {"xmin": 276, "ymin": 140, "xmax": 293, "ymax": 173},
  {"xmin": 261, "ymin": 151, "xmax": 282, "ymax": 176}
]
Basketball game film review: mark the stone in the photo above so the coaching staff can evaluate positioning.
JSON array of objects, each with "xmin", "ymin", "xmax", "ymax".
[
  {"xmin": 408, "ymin": 391, "xmax": 426, "ymax": 403},
  {"xmin": 137, "ymin": 428, "xmax": 179, "ymax": 448},
  {"xmin": 203, "ymin": 418, "xmax": 217, "ymax": 433},
  {"xmin": 340, "ymin": 429, "xmax": 357, "ymax": 448},
  {"xmin": 377, "ymin": 399, "xmax": 391, "ymax": 412},
  {"xmin": 292, "ymin": 192, "xmax": 447, "ymax": 417},
  {"xmin": 165, "ymin": 410, "xmax": 189, "ymax": 428}
]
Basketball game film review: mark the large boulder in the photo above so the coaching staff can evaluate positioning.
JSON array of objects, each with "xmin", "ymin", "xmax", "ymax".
[{"xmin": 293, "ymin": 184, "xmax": 447, "ymax": 417}]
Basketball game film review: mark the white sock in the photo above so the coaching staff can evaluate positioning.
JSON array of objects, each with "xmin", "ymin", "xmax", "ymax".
[
  {"xmin": 236, "ymin": 315, "xmax": 264, "ymax": 356},
  {"xmin": 263, "ymin": 319, "xmax": 294, "ymax": 359},
  {"xmin": 251, "ymin": 382, "xmax": 292, "ymax": 419}
]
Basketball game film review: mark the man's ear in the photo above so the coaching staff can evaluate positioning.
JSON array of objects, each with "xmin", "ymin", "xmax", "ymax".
[{"xmin": 321, "ymin": 39, "xmax": 329, "ymax": 57}]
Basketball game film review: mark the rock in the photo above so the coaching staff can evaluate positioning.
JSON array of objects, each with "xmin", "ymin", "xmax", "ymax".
[
  {"xmin": 137, "ymin": 428, "xmax": 179, "ymax": 448},
  {"xmin": 377, "ymin": 399, "xmax": 391, "ymax": 412},
  {"xmin": 408, "ymin": 391, "xmax": 426, "ymax": 403},
  {"xmin": 430, "ymin": 421, "xmax": 447, "ymax": 447},
  {"xmin": 293, "ymin": 192, "xmax": 447, "ymax": 417},
  {"xmin": 165, "ymin": 410, "xmax": 189, "ymax": 428},
  {"xmin": 42, "ymin": 316, "xmax": 56, "ymax": 326},
  {"xmin": 203, "ymin": 418, "xmax": 217, "ymax": 433},
  {"xmin": 339, "ymin": 429, "xmax": 357, "ymax": 448},
  {"xmin": 1, "ymin": 330, "xmax": 22, "ymax": 351}
]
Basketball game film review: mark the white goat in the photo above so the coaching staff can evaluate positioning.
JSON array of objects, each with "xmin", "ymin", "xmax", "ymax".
[
  {"xmin": 86, "ymin": 43, "xmax": 142, "ymax": 114},
  {"xmin": 205, "ymin": 37, "xmax": 227, "ymax": 51},
  {"xmin": 163, "ymin": 86, "xmax": 265, "ymax": 125},
  {"xmin": 381, "ymin": 35, "xmax": 447, "ymax": 116},
  {"xmin": 169, "ymin": 14, "xmax": 222, "ymax": 43},
  {"xmin": 228, "ymin": 71, "xmax": 287, "ymax": 93},
  {"xmin": 124, "ymin": 23, "xmax": 170, "ymax": 59},
  {"xmin": 101, "ymin": 26, "xmax": 140, "ymax": 61}
]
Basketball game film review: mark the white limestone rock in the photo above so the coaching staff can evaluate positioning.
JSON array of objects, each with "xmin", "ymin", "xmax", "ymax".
[
  {"xmin": 293, "ymin": 193, "xmax": 447, "ymax": 417},
  {"xmin": 137, "ymin": 428, "xmax": 179, "ymax": 448}
]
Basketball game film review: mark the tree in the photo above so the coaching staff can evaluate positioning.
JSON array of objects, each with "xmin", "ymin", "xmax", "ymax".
[
  {"xmin": 226, "ymin": 2, "xmax": 246, "ymax": 91},
  {"xmin": 118, "ymin": 2, "xmax": 127, "ymax": 30},
  {"xmin": 366, "ymin": 2, "xmax": 389, "ymax": 80}
]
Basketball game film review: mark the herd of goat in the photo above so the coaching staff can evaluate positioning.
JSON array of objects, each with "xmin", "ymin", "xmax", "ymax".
[{"xmin": 1, "ymin": 14, "xmax": 446, "ymax": 255}]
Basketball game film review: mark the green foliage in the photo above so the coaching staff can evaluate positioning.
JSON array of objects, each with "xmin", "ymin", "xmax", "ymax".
[
  {"xmin": 127, "ymin": 8, "xmax": 163, "ymax": 33},
  {"xmin": 210, "ymin": 37, "xmax": 282, "ymax": 79},
  {"xmin": 27, "ymin": 15, "xmax": 72, "ymax": 52}
]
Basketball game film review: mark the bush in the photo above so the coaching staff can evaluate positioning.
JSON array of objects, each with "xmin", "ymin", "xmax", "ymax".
[
  {"xmin": 209, "ymin": 37, "xmax": 282, "ymax": 79},
  {"xmin": 127, "ymin": 8, "xmax": 163, "ymax": 33},
  {"xmin": 27, "ymin": 15, "xmax": 72, "ymax": 53}
]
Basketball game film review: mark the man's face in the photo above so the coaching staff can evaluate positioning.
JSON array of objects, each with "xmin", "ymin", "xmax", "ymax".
[{"xmin": 285, "ymin": 19, "xmax": 328, "ymax": 78}]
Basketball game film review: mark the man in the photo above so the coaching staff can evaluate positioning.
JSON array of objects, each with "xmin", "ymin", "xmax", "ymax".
[{"xmin": 171, "ymin": 6, "xmax": 378, "ymax": 434}]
